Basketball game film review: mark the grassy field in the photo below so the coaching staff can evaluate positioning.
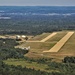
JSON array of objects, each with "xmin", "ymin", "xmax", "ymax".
[
  {"xmin": 46, "ymin": 31, "xmax": 67, "ymax": 42},
  {"xmin": 15, "ymin": 31, "xmax": 75, "ymax": 61},
  {"xmin": 3, "ymin": 31, "xmax": 75, "ymax": 73},
  {"xmin": 28, "ymin": 33, "xmax": 51, "ymax": 41},
  {"xmin": 19, "ymin": 42, "xmax": 55, "ymax": 50},
  {"xmin": 44, "ymin": 32, "xmax": 74, "ymax": 52},
  {"xmin": 4, "ymin": 59, "xmax": 51, "ymax": 72},
  {"xmin": 41, "ymin": 32, "xmax": 57, "ymax": 42},
  {"xmin": 4, "ymin": 59, "xmax": 47, "ymax": 71},
  {"xmin": 59, "ymin": 32, "xmax": 75, "ymax": 54},
  {"xmin": 17, "ymin": 42, "xmax": 56, "ymax": 58},
  {"xmin": 43, "ymin": 31, "xmax": 75, "ymax": 61}
]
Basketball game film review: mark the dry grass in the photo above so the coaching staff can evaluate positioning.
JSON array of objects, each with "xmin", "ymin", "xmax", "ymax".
[
  {"xmin": 46, "ymin": 31, "xmax": 67, "ymax": 42},
  {"xmin": 43, "ymin": 32, "xmax": 74, "ymax": 52},
  {"xmin": 16, "ymin": 31, "xmax": 75, "ymax": 62},
  {"xmin": 24, "ymin": 42, "xmax": 56, "ymax": 58},
  {"xmin": 4, "ymin": 59, "xmax": 48, "ymax": 71},
  {"xmin": 43, "ymin": 32, "xmax": 75, "ymax": 62},
  {"xmin": 58, "ymin": 32, "xmax": 75, "ymax": 54},
  {"xmin": 29, "ymin": 33, "xmax": 51, "ymax": 41},
  {"xmin": 17, "ymin": 42, "xmax": 56, "ymax": 50},
  {"xmin": 40, "ymin": 32, "xmax": 57, "ymax": 42}
]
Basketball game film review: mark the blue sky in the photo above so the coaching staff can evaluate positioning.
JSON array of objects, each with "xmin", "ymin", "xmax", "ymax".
[{"xmin": 0, "ymin": 0, "xmax": 75, "ymax": 6}]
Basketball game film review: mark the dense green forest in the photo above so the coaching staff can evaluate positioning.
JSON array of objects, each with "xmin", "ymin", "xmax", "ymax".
[
  {"xmin": 0, "ymin": 38, "xmax": 28, "ymax": 60},
  {"xmin": 0, "ymin": 15, "xmax": 75, "ymax": 35}
]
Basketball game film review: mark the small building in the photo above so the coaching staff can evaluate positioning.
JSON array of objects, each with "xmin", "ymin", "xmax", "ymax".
[
  {"xmin": 18, "ymin": 46, "xmax": 30, "ymax": 51},
  {"xmin": 21, "ymin": 35, "xmax": 26, "ymax": 39},
  {"xmin": 16, "ymin": 35, "xmax": 21, "ymax": 39},
  {"xmin": 16, "ymin": 35, "xmax": 21, "ymax": 41}
]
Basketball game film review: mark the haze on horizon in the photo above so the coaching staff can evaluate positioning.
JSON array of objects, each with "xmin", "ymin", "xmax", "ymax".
[{"xmin": 0, "ymin": 0, "xmax": 75, "ymax": 6}]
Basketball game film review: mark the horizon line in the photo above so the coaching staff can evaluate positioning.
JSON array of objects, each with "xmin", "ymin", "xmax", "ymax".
[{"xmin": 0, "ymin": 5, "xmax": 75, "ymax": 7}]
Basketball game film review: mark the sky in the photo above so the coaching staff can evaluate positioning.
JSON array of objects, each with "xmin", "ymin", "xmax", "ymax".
[{"xmin": 0, "ymin": 0, "xmax": 75, "ymax": 6}]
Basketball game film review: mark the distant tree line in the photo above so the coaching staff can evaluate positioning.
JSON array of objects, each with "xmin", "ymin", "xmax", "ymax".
[{"xmin": 0, "ymin": 15, "xmax": 75, "ymax": 35}]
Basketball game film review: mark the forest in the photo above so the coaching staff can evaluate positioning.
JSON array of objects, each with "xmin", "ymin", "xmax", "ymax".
[
  {"xmin": 0, "ymin": 6, "xmax": 75, "ymax": 35},
  {"xmin": 0, "ymin": 15, "xmax": 75, "ymax": 35}
]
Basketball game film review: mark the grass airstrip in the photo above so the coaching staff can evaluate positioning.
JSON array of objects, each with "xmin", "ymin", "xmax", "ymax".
[
  {"xmin": 15, "ymin": 31, "xmax": 75, "ymax": 60},
  {"xmin": 4, "ymin": 31, "xmax": 75, "ymax": 72}
]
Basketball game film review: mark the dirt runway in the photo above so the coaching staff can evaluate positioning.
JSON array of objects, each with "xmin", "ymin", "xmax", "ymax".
[{"xmin": 43, "ymin": 32, "xmax": 74, "ymax": 52}]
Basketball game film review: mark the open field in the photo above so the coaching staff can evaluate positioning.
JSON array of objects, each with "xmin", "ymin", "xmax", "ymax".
[
  {"xmin": 16, "ymin": 42, "xmax": 56, "ymax": 51},
  {"xmin": 58, "ymin": 32, "xmax": 75, "ymax": 54},
  {"xmin": 2, "ymin": 31, "xmax": 75, "ymax": 74},
  {"xmin": 28, "ymin": 33, "xmax": 51, "ymax": 41},
  {"xmin": 16, "ymin": 32, "xmax": 57, "ymax": 50},
  {"xmin": 0, "ymin": 35, "xmax": 17, "ymax": 39},
  {"xmin": 16, "ymin": 41, "xmax": 55, "ymax": 59},
  {"xmin": 4, "ymin": 58, "xmax": 60, "ymax": 72},
  {"xmin": 42, "ymin": 32, "xmax": 75, "ymax": 62},
  {"xmin": 15, "ymin": 31, "xmax": 75, "ymax": 61},
  {"xmin": 40, "ymin": 32, "xmax": 57, "ymax": 42},
  {"xmin": 43, "ymin": 32, "xmax": 74, "ymax": 52},
  {"xmin": 4, "ymin": 59, "xmax": 48, "ymax": 72},
  {"xmin": 27, "ymin": 32, "xmax": 57, "ymax": 42},
  {"xmin": 46, "ymin": 31, "xmax": 67, "ymax": 42}
]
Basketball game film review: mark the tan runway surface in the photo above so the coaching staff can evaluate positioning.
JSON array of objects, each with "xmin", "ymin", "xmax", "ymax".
[
  {"xmin": 40, "ymin": 32, "xmax": 57, "ymax": 42},
  {"xmin": 43, "ymin": 32, "xmax": 74, "ymax": 52}
]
